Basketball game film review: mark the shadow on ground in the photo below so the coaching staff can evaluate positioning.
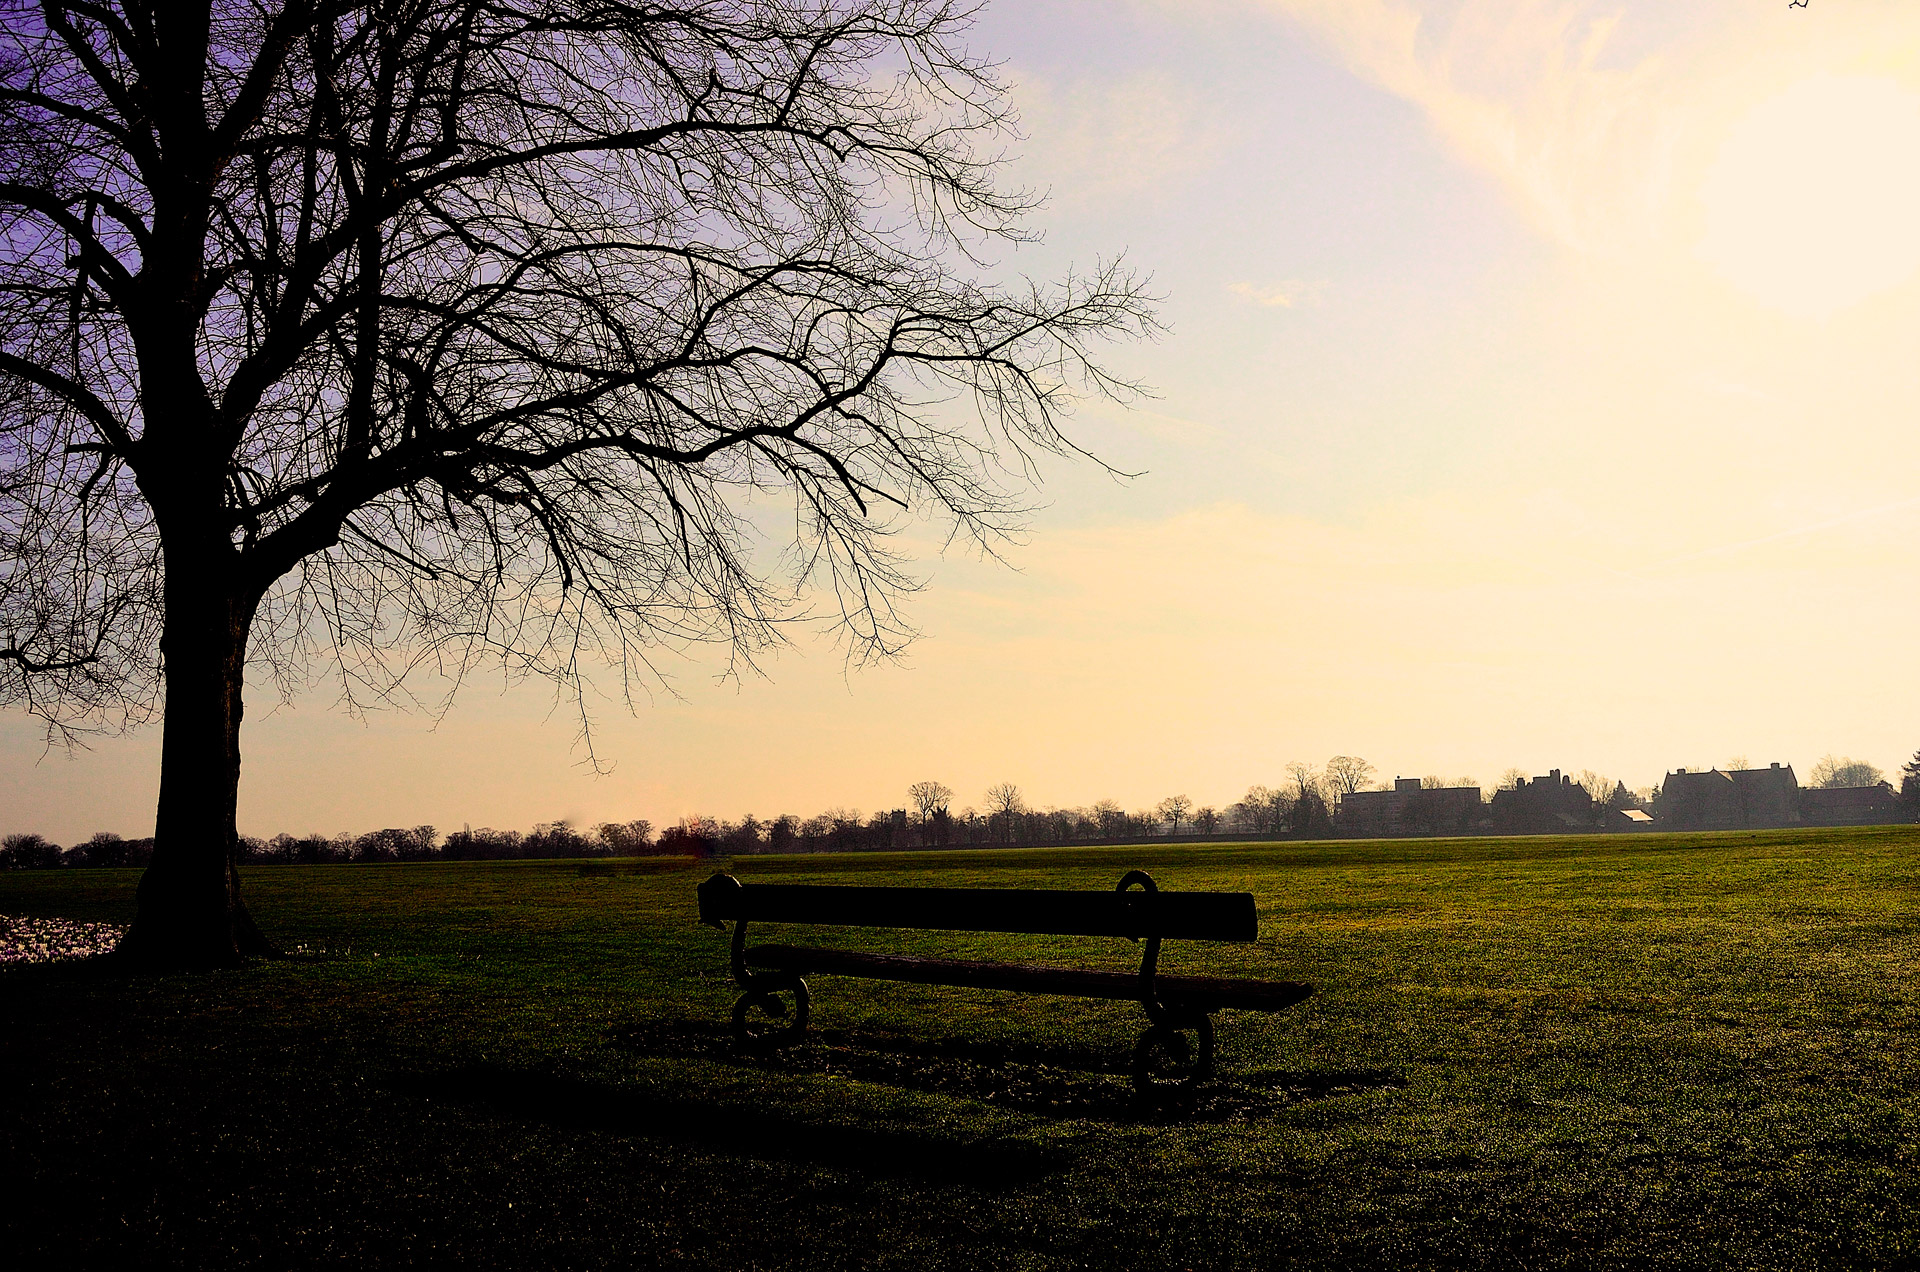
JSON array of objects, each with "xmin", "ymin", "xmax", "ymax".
[
  {"xmin": 388, "ymin": 1064, "xmax": 1064, "ymax": 1186},
  {"xmin": 606, "ymin": 1019, "xmax": 1406, "ymax": 1124}
]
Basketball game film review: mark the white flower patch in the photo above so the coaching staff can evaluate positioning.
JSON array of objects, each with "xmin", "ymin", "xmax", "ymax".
[{"xmin": 0, "ymin": 915, "xmax": 126, "ymax": 964}]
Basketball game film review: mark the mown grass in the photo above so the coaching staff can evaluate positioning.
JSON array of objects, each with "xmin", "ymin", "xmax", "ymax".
[{"xmin": 5, "ymin": 827, "xmax": 1920, "ymax": 1269}]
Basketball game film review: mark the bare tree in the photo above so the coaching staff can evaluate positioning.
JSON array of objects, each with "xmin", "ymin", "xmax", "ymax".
[
  {"xmin": 593, "ymin": 819, "xmax": 655, "ymax": 856},
  {"xmin": 1155, "ymin": 793, "xmax": 1192, "ymax": 834},
  {"xmin": 0, "ymin": 1, "xmax": 1153, "ymax": 964},
  {"xmin": 1575, "ymin": 770, "xmax": 1614, "ymax": 805},
  {"xmin": 907, "ymin": 780, "xmax": 952, "ymax": 824},
  {"xmin": 1091, "ymin": 797, "xmax": 1124, "ymax": 838},
  {"xmin": 1284, "ymin": 761, "xmax": 1319, "ymax": 800},
  {"xmin": 1323, "ymin": 756, "xmax": 1375, "ymax": 798},
  {"xmin": 1231, "ymin": 784, "xmax": 1285, "ymax": 835},
  {"xmin": 1496, "ymin": 767, "xmax": 1529, "ymax": 792},
  {"xmin": 983, "ymin": 781, "xmax": 1022, "ymax": 843},
  {"xmin": 1810, "ymin": 755, "xmax": 1886, "ymax": 789},
  {"xmin": 983, "ymin": 781, "xmax": 1023, "ymax": 815}
]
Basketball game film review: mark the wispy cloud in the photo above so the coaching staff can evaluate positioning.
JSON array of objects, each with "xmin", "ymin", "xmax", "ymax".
[
  {"xmin": 1006, "ymin": 68, "xmax": 1227, "ymax": 208},
  {"xmin": 1227, "ymin": 280, "xmax": 1325, "ymax": 307},
  {"xmin": 1255, "ymin": 0, "xmax": 1679, "ymax": 255}
]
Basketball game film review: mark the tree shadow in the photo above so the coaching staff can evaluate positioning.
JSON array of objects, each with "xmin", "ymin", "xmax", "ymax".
[
  {"xmin": 387, "ymin": 1063, "xmax": 1066, "ymax": 1186},
  {"xmin": 608, "ymin": 1019, "xmax": 1407, "ymax": 1124}
]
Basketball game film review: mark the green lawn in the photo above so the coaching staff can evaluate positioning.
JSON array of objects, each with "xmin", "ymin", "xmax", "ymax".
[{"xmin": 5, "ymin": 828, "xmax": 1920, "ymax": 1269}]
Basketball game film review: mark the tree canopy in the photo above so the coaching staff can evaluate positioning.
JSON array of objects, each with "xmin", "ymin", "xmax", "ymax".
[{"xmin": 0, "ymin": 0, "xmax": 1152, "ymax": 963}]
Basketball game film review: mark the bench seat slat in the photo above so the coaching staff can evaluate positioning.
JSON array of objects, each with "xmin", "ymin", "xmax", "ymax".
[
  {"xmin": 704, "ymin": 882, "xmax": 1257, "ymax": 941},
  {"xmin": 745, "ymin": 943, "xmax": 1312, "ymax": 1013}
]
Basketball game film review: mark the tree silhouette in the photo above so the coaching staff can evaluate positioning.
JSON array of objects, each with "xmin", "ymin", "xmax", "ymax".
[
  {"xmin": 0, "ymin": 1, "xmax": 1152, "ymax": 964},
  {"xmin": 1809, "ymin": 755, "xmax": 1885, "ymax": 789},
  {"xmin": 907, "ymin": 780, "xmax": 953, "ymax": 825},
  {"xmin": 1323, "ymin": 756, "xmax": 1376, "ymax": 797},
  {"xmin": 983, "ymin": 781, "xmax": 1023, "ymax": 842}
]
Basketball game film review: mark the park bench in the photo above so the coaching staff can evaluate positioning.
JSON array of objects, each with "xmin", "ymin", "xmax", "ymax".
[{"xmin": 697, "ymin": 870, "xmax": 1313, "ymax": 1089}]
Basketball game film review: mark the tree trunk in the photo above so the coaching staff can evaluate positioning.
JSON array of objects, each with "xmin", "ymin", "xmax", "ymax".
[{"xmin": 117, "ymin": 544, "xmax": 273, "ymax": 967}]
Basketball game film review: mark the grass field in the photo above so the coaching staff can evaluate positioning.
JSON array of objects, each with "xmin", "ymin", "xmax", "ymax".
[{"xmin": 5, "ymin": 827, "xmax": 1920, "ymax": 1269}]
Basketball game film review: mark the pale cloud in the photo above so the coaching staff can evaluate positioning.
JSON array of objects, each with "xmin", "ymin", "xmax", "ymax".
[
  {"xmin": 1255, "ymin": 0, "xmax": 1682, "ymax": 255},
  {"xmin": 1007, "ymin": 67, "xmax": 1226, "ymax": 207},
  {"xmin": 1077, "ymin": 399, "xmax": 1226, "ymax": 445},
  {"xmin": 1253, "ymin": 0, "xmax": 1920, "ymax": 282},
  {"xmin": 1226, "ymin": 279, "xmax": 1325, "ymax": 307}
]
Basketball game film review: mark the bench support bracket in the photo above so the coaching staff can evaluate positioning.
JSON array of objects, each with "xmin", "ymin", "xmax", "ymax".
[
  {"xmin": 728, "ymin": 918, "xmax": 809, "ymax": 1047},
  {"xmin": 1120, "ymin": 870, "xmax": 1217, "ymax": 1091}
]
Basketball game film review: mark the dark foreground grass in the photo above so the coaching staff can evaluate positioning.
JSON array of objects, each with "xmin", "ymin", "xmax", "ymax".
[{"xmin": 5, "ymin": 828, "xmax": 1920, "ymax": 1269}]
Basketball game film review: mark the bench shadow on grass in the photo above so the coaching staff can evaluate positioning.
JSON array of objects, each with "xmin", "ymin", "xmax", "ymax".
[
  {"xmin": 390, "ymin": 1064, "xmax": 1067, "ymax": 1187},
  {"xmin": 607, "ymin": 1019, "xmax": 1406, "ymax": 1125}
]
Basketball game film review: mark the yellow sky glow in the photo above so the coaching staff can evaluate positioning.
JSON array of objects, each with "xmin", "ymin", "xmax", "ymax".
[{"xmin": 1697, "ymin": 75, "xmax": 1920, "ymax": 319}]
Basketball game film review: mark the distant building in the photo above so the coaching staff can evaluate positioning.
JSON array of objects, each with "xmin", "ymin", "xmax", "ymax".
[
  {"xmin": 1338, "ymin": 777, "xmax": 1483, "ymax": 838},
  {"xmin": 1488, "ymin": 769, "xmax": 1595, "ymax": 834},
  {"xmin": 1800, "ymin": 781, "xmax": 1905, "ymax": 826},
  {"xmin": 1656, "ymin": 764, "xmax": 1800, "ymax": 830}
]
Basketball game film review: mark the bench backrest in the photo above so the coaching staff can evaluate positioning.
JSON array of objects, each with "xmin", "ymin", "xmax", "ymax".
[{"xmin": 698, "ymin": 873, "xmax": 1257, "ymax": 942}]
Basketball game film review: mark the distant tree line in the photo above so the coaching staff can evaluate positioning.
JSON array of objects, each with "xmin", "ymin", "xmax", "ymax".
[
  {"xmin": 1, "ymin": 819, "xmax": 658, "ymax": 870},
  {"xmin": 9, "ymin": 751, "xmax": 1917, "ymax": 870},
  {"xmin": 637, "ymin": 760, "xmax": 1359, "ymax": 856}
]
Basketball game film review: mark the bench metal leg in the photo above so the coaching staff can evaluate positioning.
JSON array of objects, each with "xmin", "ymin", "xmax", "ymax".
[
  {"xmin": 1117, "ymin": 871, "xmax": 1218, "ymax": 1092},
  {"xmin": 731, "ymin": 973, "xmax": 810, "ymax": 1047},
  {"xmin": 728, "ymin": 918, "xmax": 810, "ymax": 1048},
  {"xmin": 1131, "ymin": 1011, "xmax": 1215, "ymax": 1093}
]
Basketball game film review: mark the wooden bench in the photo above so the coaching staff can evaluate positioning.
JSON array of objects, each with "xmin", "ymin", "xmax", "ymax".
[{"xmin": 697, "ymin": 869, "xmax": 1313, "ymax": 1089}]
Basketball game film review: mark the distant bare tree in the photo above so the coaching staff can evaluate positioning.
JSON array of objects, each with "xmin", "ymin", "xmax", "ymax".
[
  {"xmin": 1497, "ymin": 768, "xmax": 1529, "ymax": 792},
  {"xmin": 1193, "ymin": 805, "xmax": 1218, "ymax": 834},
  {"xmin": 1810, "ymin": 755, "xmax": 1886, "ymax": 789},
  {"xmin": 984, "ymin": 782, "xmax": 1024, "ymax": 816},
  {"xmin": 908, "ymin": 781, "xmax": 953, "ymax": 825},
  {"xmin": 0, "ymin": 1, "xmax": 1153, "ymax": 963},
  {"xmin": 1724, "ymin": 755, "xmax": 1751, "ymax": 773},
  {"xmin": 1091, "ymin": 798, "xmax": 1125, "ymax": 838},
  {"xmin": 1323, "ymin": 756, "xmax": 1375, "ymax": 798},
  {"xmin": 1155, "ymin": 793, "xmax": 1193, "ymax": 834},
  {"xmin": 1232, "ymin": 784, "xmax": 1286, "ymax": 835},
  {"xmin": 984, "ymin": 781, "xmax": 1023, "ymax": 842},
  {"xmin": 1284, "ymin": 762, "xmax": 1320, "ymax": 800},
  {"xmin": 593, "ymin": 820, "xmax": 655, "ymax": 856}
]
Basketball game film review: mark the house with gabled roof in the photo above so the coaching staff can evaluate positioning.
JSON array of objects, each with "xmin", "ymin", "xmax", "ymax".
[{"xmin": 1656, "ymin": 764, "xmax": 1799, "ymax": 830}]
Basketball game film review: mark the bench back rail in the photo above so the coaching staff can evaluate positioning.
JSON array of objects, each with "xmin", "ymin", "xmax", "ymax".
[{"xmin": 697, "ymin": 873, "xmax": 1256, "ymax": 941}]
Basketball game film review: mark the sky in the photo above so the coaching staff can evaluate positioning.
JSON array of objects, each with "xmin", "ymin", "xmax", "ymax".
[{"xmin": 8, "ymin": 0, "xmax": 1920, "ymax": 841}]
